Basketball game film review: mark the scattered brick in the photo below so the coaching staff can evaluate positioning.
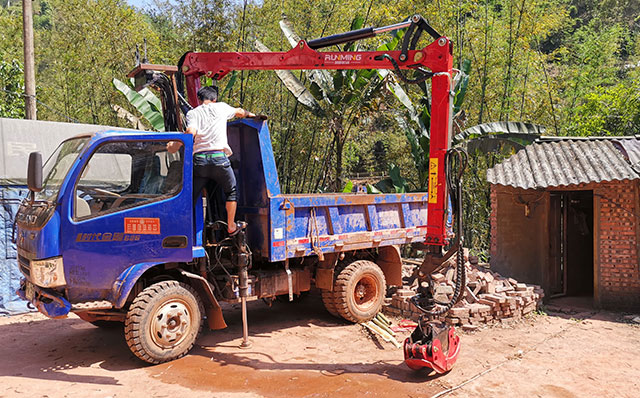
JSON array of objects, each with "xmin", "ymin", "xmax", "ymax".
[{"xmin": 384, "ymin": 251, "xmax": 545, "ymax": 327}]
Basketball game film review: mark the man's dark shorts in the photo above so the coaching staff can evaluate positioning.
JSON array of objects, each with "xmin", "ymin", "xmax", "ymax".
[{"xmin": 193, "ymin": 151, "xmax": 237, "ymax": 202}]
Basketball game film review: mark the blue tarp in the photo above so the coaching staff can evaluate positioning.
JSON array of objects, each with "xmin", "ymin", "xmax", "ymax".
[{"xmin": 0, "ymin": 186, "xmax": 29, "ymax": 315}]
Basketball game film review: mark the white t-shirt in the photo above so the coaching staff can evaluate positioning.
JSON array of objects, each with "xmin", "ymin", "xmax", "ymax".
[{"xmin": 186, "ymin": 102, "xmax": 238, "ymax": 155}]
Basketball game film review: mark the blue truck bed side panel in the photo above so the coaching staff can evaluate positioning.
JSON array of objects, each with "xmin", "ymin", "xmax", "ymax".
[
  {"xmin": 267, "ymin": 193, "xmax": 429, "ymax": 261},
  {"xmin": 222, "ymin": 120, "xmax": 433, "ymax": 263}
]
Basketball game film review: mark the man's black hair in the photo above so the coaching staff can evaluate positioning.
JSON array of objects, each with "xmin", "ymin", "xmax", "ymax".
[{"xmin": 197, "ymin": 86, "xmax": 218, "ymax": 102}]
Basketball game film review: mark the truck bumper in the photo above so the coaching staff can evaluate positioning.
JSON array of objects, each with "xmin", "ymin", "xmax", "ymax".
[{"xmin": 17, "ymin": 279, "xmax": 71, "ymax": 319}]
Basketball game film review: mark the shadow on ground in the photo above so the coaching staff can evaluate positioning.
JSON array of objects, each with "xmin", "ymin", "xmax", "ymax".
[{"xmin": 0, "ymin": 293, "xmax": 444, "ymax": 393}]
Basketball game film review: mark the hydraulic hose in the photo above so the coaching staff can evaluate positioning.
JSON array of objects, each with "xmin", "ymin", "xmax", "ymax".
[
  {"xmin": 411, "ymin": 147, "xmax": 468, "ymax": 317},
  {"xmin": 382, "ymin": 54, "xmax": 434, "ymax": 84}
]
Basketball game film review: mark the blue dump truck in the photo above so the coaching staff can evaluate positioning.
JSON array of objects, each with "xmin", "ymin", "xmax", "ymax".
[{"xmin": 15, "ymin": 118, "xmax": 431, "ymax": 363}]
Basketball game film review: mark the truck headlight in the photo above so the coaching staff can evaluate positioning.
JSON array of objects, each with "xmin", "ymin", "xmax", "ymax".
[{"xmin": 30, "ymin": 257, "xmax": 66, "ymax": 288}]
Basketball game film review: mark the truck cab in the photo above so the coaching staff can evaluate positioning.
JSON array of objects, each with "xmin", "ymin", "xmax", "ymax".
[{"xmin": 16, "ymin": 130, "xmax": 196, "ymax": 315}]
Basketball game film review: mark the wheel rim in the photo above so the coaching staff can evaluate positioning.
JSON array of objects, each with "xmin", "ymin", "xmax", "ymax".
[
  {"xmin": 150, "ymin": 299, "xmax": 192, "ymax": 349},
  {"xmin": 353, "ymin": 274, "xmax": 379, "ymax": 311}
]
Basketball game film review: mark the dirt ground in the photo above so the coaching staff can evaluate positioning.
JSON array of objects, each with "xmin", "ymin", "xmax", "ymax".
[{"xmin": 1, "ymin": 295, "xmax": 638, "ymax": 398}]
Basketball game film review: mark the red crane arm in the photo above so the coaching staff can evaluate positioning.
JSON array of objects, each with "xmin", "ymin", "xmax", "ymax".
[
  {"xmin": 178, "ymin": 24, "xmax": 454, "ymax": 245},
  {"xmin": 181, "ymin": 39, "xmax": 451, "ymax": 105}
]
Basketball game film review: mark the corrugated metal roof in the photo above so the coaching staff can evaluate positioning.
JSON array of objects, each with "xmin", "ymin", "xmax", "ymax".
[
  {"xmin": 486, "ymin": 137, "xmax": 640, "ymax": 189},
  {"xmin": 614, "ymin": 139, "xmax": 640, "ymax": 169}
]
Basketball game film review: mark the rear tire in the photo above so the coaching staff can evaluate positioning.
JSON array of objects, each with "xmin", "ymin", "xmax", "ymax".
[
  {"xmin": 321, "ymin": 289, "xmax": 340, "ymax": 317},
  {"xmin": 321, "ymin": 262, "xmax": 348, "ymax": 318},
  {"xmin": 334, "ymin": 260, "xmax": 386, "ymax": 323},
  {"xmin": 124, "ymin": 280, "xmax": 203, "ymax": 364}
]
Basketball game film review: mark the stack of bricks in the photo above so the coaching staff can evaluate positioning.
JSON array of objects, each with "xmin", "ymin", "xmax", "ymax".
[{"xmin": 384, "ymin": 257, "xmax": 545, "ymax": 330}]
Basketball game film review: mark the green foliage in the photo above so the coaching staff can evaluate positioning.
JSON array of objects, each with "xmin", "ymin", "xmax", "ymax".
[
  {"xmin": 0, "ymin": 60, "xmax": 24, "ymax": 118},
  {"xmin": 273, "ymin": 15, "xmax": 392, "ymax": 191},
  {"xmin": 112, "ymin": 78, "xmax": 164, "ymax": 131},
  {"xmin": 2, "ymin": 0, "xmax": 639, "ymax": 257},
  {"xmin": 462, "ymin": 148, "xmax": 512, "ymax": 255},
  {"xmin": 0, "ymin": 3, "xmax": 23, "ymax": 62},
  {"xmin": 567, "ymin": 80, "xmax": 640, "ymax": 136},
  {"xmin": 219, "ymin": 71, "xmax": 238, "ymax": 100},
  {"xmin": 371, "ymin": 164, "xmax": 410, "ymax": 194},
  {"xmin": 342, "ymin": 180, "xmax": 354, "ymax": 193},
  {"xmin": 34, "ymin": 0, "xmax": 160, "ymax": 125},
  {"xmin": 144, "ymin": 0, "xmax": 234, "ymax": 62}
]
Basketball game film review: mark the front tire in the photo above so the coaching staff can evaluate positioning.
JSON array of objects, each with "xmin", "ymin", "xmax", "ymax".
[
  {"xmin": 334, "ymin": 260, "xmax": 386, "ymax": 323},
  {"xmin": 124, "ymin": 281, "xmax": 203, "ymax": 364}
]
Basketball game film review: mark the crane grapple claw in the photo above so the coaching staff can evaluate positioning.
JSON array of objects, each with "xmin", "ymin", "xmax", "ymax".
[{"xmin": 403, "ymin": 321, "xmax": 460, "ymax": 374}]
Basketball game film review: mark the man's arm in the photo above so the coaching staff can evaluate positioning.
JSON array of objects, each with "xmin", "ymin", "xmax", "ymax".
[
  {"xmin": 167, "ymin": 127, "xmax": 194, "ymax": 154},
  {"xmin": 167, "ymin": 112, "xmax": 198, "ymax": 154},
  {"xmin": 234, "ymin": 108, "xmax": 256, "ymax": 118}
]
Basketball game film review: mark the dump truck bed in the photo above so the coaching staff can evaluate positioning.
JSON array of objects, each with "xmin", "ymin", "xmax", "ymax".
[
  {"xmin": 276, "ymin": 192, "xmax": 429, "ymax": 259},
  {"xmin": 227, "ymin": 120, "xmax": 431, "ymax": 262}
]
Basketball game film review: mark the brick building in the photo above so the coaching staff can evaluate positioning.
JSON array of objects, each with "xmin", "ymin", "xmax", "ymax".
[{"xmin": 486, "ymin": 137, "xmax": 640, "ymax": 311}]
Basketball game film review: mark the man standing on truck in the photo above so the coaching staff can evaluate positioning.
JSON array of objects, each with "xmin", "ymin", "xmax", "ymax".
[{"xmin": 168, "ymin": 86, "xmax": 255, "ymax": 235}]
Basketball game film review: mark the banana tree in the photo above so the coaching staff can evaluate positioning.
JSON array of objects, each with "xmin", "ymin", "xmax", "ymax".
[
  {"xmin": 113, "ymin": 78, "xmax": 165, "ymax": 131},
  {"xmin": 113, "ymin": 73, "xmax": 238, "ymax": 131},
  {"xmin": 257, "ymin": 16, "xmax": 390, "ymax": 191},
  {"xmin": 454, "ymin": 121, "xmax": 545, "ymax": 152}
]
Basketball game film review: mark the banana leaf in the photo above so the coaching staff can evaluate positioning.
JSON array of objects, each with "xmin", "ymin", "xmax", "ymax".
[
  {"xmin": 279, "ymin": 18, "xmax": 333, "ymax": 93},
  {"xmin": 454, "ymin": 122, "xmax": 546, "ymax": 144},
  {"xmin": 453, "ymin": 59, "xmax": 471, "ymax": 115},
  {"xmin": 254, "ymin": 40, "xmax": 324, "ymax": 116},
  {"xmin": 129, "ymin": 77, "xmax": 163, "ymax": 115},
  {"xmin": 220, "ymin": 71, "xmax": 238, "ymax": 99},
  {"xmin": 366, "ymin": 183, "xmax": 382, "ymax": 194},
  {"xmin": 344, "ymin": 15, "xmax": 365, "ymax": 52},
  {"xmin": 342, "ymin": 180, "xmax": 354, "ymax": 193},
  {"xmin": 464, "ymin": 136, "xmax": 529, "ymax": 153},
  {"xmin": 388, "ymin": 163, "xmax": 408, "ymax": 193},
  {"xmin": 113, "ymin": 78, "xmax": 165, "ymax": 131}
]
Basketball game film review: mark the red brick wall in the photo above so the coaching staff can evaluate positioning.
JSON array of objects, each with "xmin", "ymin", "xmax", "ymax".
[
  {"xmin": 596, "ymin": 180, "xmax": 640, "ymax": 310},
  {"xmin": 490, "ymin": 185, "xmax": 497, "ymax": 257}
]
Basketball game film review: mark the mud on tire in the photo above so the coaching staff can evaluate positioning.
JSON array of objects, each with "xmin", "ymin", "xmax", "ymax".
[
  {"xmin": 320, "ymin": 262, "xmax": 348, "ymax": 318},
  {"xmin": 124, "ymin": 280, "xmax": 203, "ymax": 364},
  {"xmin": 334, "ymin": 260, "xmax": 386, "ymax": 323}
]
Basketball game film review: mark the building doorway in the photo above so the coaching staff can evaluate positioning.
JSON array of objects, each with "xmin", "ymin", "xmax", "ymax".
[{"xmin": 548, "ymin": 191, "xmax": 594, "ymax": 297}]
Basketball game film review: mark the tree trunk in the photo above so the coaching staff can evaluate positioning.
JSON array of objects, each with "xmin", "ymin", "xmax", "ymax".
[{"xmin": 331, "ymin": 117, "xmax": 345, "ymax": 191}]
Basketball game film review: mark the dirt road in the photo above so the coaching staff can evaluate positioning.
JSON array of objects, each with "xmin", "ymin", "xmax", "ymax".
[{"xmin": 1, "ymin": 295, "xmax": 638, "ymax": 398}]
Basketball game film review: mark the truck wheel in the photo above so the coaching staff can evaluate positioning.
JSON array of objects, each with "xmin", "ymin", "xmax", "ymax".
[
  {"xmin": 321, "ymin": 262, "xmax": 347, "ymax": 318},
  {"xmin": 124, "ymin": 280, "xmax": 203, "ymax": 364},
  {"xmin": 321, "ymin": 290, "xmax": 340, "ymax": 317},
  {"xmin": 334, "ymin": 260, "xmax": 386, "ymax": 323}
]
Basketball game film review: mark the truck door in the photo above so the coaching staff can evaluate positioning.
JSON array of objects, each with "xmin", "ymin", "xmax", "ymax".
[{"xmin": 60, "ymin": 137, "xmax": 193, "ymax": 299}]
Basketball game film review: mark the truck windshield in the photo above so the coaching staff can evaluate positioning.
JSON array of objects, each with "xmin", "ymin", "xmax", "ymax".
[{"xmin": 35, "ymin": 138, "xmax": 89, "ymax": 202}]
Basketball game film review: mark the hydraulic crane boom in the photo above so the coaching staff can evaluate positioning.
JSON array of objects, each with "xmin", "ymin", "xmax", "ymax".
[{"xmin": 178, "ymin": 15, "xmax": 454, "ymax": 246}]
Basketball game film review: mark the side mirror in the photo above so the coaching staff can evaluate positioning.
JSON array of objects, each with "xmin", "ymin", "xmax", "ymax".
[{"xmin": 27, "ymin": 152, "xmax": 43, "ymax": 193}]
